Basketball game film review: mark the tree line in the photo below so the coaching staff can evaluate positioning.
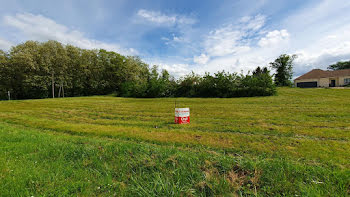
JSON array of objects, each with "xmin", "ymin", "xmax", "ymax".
[
  {"xmin": 0, "ymin": 40, "xmax": 297, "ymax": 100},
  {"xmin": 327, "ymin": 60, "xmax": 350, "ymax": 70}
]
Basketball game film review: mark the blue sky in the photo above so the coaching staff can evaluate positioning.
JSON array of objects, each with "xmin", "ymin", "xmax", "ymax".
[{"xmin": 1, "ymin": 0, "xmax": 350, "ymax": 77}]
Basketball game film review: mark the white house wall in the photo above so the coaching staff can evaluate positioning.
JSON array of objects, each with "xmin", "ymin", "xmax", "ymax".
[{"xmin": 319, "ymin": 78, "xmax": 329, "ymax": 87}]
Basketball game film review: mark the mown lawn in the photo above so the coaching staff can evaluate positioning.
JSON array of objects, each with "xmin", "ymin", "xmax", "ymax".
[{"xmin": 0, "ymin": 87, "xmax": 349, "ymax": 196}]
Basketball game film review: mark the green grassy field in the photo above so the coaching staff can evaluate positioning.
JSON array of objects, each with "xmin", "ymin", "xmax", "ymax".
[{"xmin": 0, "ymin": 88, "xmax": 349, "ymax": 196}]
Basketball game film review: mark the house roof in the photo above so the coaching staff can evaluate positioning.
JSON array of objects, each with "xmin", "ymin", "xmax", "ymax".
[{"xmin": 295, "ymin": 68, "xmax": 350, "ymax": 80}]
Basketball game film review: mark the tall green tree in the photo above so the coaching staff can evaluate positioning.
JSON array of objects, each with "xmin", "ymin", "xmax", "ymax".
[
  {"xmin": 65, "ymin": 45, "xmax": 83, "ymax": 96},
  {"xmin": 119, "ymin": 56, "xmax": 149, "ymax": 97},
  {"xmin": 40, "ymin": 40, "xmax": 68, "ymax": 98},
  {"xmin": 80, "ymin": 49, "xmax": 99, "ymax": 95},
  {"xmin": 97, "ymin": 49, "xmax": 126, "ymax": 95},
  {"xmin": 159, "ymin": 69, "xmax": 176, "ymax": 97},
  {"xmin": 327, "ymin": 60, "xmax": 350, "ymax": 70},
  {"xmin": 270, "ymin": 54, "xmax": 297, "ymax": 87},
  {"xmin": 144, "ymin": 66, "xmax": 175, "ymax": 97},
  {"xmin": 0, "ymin": 50, "xmax": 10, "ymax": 99},
  {"xmin": 7, "ymin": 41, "xmax": 44, "ymax": 99},
  {"xmin": 146, "ymin": 65, "xmax": 161, "ymax": 98},
  {"xmin": 253, "ymin": 66, "xmax": 269, "ymax": 76},
  {"xmin": 176, "ymin": 72, "xmax": 200, "ymax": 97}
]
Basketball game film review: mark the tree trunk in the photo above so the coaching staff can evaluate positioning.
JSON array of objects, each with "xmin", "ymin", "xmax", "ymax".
[
  {"xmin": 52, "ymin": 72, "xmax": 55, "ymax": 98},
  {"xmin": 62, "ymin": 83, "xmax": 65, "ymax": 98},
  {"xmin": 58, "ymin": 84, "xmax": 61, "ymax": 98}
]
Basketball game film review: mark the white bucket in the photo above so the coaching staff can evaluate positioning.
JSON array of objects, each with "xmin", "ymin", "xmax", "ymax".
[{"xmin": 175, "ymin": 108, "xmax": 190, "ymax": 124}]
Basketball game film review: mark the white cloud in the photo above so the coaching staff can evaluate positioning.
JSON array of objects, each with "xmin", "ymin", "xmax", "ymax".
[
  {"xmin": 3, "ymin": 13, "xmax": 137, "ymax": 55},
  {"xmin": 193, "ymin": 54, "xmax": 209, "ymax": 65},
  {"xmin": 191, "ymin": 47, "xmax": 279, "ymax": 76},
  {"xmin": 172, "ymin": 35, "xmax": 185, "ymax": 42},
  {"xmin": 239, "ymin": 16, "xmax": 251, "ymax": 23},
  {"xmin": 141, "ymin": 2, "xmax": 350, "ymax": 78},
  {"xmin": 157, "ymin": 63, "xmax": 191, "ymax": 78},
  {"xmin": 137, "ymin": 2, "xmax": 350, "ymax": 79},
  {"xmin": 243, "ymin": 14, "xmax": 266, "ymax": 31},
  {"xmin": 203, "ymin": 15, "xmax": 265, "ymax": 58},
  {"xmin": 205, "ymin": 27, "xmax": 244, "ymax": 57},
  {"xmin": 190, "ymin": 4, "xmax": 350, "ymax": 78},
  {"xmin": 285, "ymin": 0, "xmax": 350, "ymax": 77},
  {"xmin": 284, "ymin": 0, "xmax": 350, "ymax": 36},
  {"xmin": 137, "ymin": 9, "xmax": 176, "ymax": 24},
  {"xmin": 293, "ymin": 34, "xmax": 350, "ymax": 76},
  {"xmin": 187, "ymin": 15, "xmax": 273, "ymax": 74},
  {"xmin": 136, "ymin": 9, "xmax": 196, "ymax": 26},
  {"xmin": 258, "ymin": 29, "xmax": 290, "ymax": 47},
  {"xmin": 0, "ymin": 38, "xmax": 13, "ymax": 51},
  {"xmin": 277, "ymin": 0, "xmax": 350, "ymax": 77},
  {"xmin": 162, "ymin": 34, "xmax": 187, "ymax": 46},
  {"xmin": 145, "ymin": 56, "xmax": 192, "ymax": 78},
  {"xmin": 136, "ymin": 9, "xmax": 197, "ymax": 50}
]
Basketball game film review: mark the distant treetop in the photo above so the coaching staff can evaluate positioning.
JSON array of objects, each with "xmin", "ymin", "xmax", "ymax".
[{"xmin": 327, "ymin": 60, "xmax": 350, "ymax": 70}]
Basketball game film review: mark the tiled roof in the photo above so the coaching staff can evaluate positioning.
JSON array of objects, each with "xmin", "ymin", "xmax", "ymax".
[{"xmin": 295, "ymin": 69, "xmax": 350, "ymax": 80}]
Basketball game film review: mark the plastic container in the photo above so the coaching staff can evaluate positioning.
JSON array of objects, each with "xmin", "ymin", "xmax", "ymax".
[{"xmin": 175, "ymin": 108, "xmax": 190, "ymax": 124}]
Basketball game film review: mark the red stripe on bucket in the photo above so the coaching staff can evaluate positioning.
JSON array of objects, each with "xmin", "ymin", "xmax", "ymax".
[{"xmin": 175, "ymin": 108, "xmax": 190, "ymax": 124}]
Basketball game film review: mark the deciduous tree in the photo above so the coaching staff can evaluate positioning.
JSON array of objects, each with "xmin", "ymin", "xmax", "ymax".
[
  {"xmin": 270, "ymin": 54, "xmax": 297, "ymax": 87},
  {"xmin": 327, "ymin": 60, "xmax": 350, "ymax": 70}
]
